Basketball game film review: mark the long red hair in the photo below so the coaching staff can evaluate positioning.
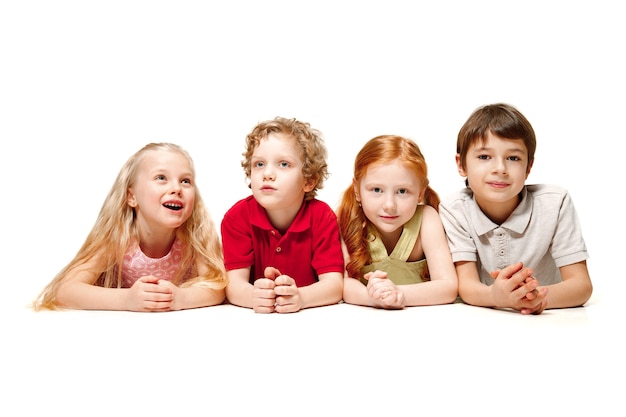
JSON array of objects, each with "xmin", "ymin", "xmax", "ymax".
[{"xmin": 337, "ymin": 135, "xmax": 439, "ymax": 279}]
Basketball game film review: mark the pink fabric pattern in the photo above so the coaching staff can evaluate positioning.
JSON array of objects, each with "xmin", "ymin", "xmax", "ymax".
[{"xmin": 121, "ymin": 239, "xmax": 185, "ymax": 287}]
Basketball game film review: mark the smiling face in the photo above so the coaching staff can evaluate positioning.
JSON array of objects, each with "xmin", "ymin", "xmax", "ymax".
[
  {"xmin": 356, "ymin": 159, "xmax": 424, "ymax": 240},
  {"xmin": 250, "ymin": 133, "xmax": 315, "ymax": 222},
  {"xmin": 127, "ymin": 149, "xmax": 196, "ymax": 235},
  {"xmin": 457, "ymin": 131, "xmax": 532, "ymax": 221}
]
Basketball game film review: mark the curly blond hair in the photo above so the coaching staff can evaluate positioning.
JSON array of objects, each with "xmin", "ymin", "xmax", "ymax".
[
  {"xmin": 241, "ymin": 116, "xmax": 329, "ymax": 200},
  {"xmin": 33, "ymin": 143, "xmax": 227, "ymax": 310}
]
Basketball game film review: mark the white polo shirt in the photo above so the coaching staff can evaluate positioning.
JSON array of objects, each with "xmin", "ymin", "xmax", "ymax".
[{"xmin": 439, "ymin": 184, "xmax": 589, "ymax": 286}]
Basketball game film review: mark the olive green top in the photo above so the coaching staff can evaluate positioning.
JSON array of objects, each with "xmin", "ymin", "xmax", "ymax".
[{"xmin": 359, "ymin": 205, "xmax": 428, "ymax": 285}]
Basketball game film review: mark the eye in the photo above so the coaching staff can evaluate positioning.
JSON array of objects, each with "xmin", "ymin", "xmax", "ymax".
[
  {"xmin": 477, "ymin": 154, "xmax": 490, "ymax": 160},
  {"xmin": 372, "ymin": 187, "xmax": 383, "ymax": 194},
  {"xmin": 182, "ymin": 178, "xmax": 192, "ymax": 185},
  {"xmin": 279, "ymin": 161, "xmax": 290, "ymax": 168},
  {"xmin": 508, "ymin": 155, "xmax": 522, "ymax": 161},
  {"xmin": 253, "ymin": 161, "xmax": 265, "ymax": 168},
  {"xmin": 156, "ymin": 175, "xmax": 166, "ymax": 181},
  {"xmin": 397, "ymin": 189, "xmax": 408, "ymax": 195}
]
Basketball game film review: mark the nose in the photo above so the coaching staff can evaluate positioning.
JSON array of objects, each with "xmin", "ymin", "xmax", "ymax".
[
  {"xmin": 492, "ymin": 157, "xmax": 507, "ymax": 175},
  {"xmin": 263, "ymin": 165, "xmax": 275, "ymax": 181},
  {"xmin": 382, "ymin": 194, "xmax": 396, "ymax": 212},
  {"xmin": 170, "ymin": 182, "xmax": 182, "ymax": 195}
]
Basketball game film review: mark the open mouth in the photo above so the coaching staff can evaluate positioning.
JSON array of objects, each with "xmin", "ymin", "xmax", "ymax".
[{"xmin": 163, "ymin": 202, "xmax": 183, "ymax": 211}]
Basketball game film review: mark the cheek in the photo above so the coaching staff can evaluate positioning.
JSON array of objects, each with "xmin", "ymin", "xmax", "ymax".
[
  {"xmin": 186, "ymin": 191, "xmax": 196, "ymax": 206},
  {"xmin": 361, "ymin": 199, "xmax": 379, "ymax": 217}
]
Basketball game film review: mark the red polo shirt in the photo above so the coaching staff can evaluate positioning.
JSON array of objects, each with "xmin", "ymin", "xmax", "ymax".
[{"xmin": 221, "ymin": 195, "xmax": 345, "ymax": 287}]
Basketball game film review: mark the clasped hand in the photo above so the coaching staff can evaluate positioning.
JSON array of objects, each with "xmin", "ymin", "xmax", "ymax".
[
  {"xmin": 490, "ymin": 262, "xmax": 548, "ymax": 315},
  {"xmin": 364, "ymin": 270, "xmax": 405, "ymax": 309},
  {"xmin": 125, "ymin": 275, "xmax": 178, "ymax": 312},
  {"xmin": 252, "ymin": 266, "xmax": 302, "ymax": 313}
]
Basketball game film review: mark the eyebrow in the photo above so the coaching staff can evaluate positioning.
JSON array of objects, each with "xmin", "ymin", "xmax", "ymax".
[{"xmin": 472, "ymin": 146, "xmax": 526, "ymax": 154}]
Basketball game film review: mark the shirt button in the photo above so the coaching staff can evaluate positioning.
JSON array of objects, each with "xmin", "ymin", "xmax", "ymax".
[{"xmin": 275, "ymin": 247, "xmax": 282, "ymax": 253}]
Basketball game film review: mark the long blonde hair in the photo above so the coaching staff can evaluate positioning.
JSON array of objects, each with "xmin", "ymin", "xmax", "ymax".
[
  {"xmin": 33, "ymin": 143, "xmax": 227, "ymax": 310},
  {"xmin": 337, "ymin": 135, "xmax": 440, "ymax": 279}
]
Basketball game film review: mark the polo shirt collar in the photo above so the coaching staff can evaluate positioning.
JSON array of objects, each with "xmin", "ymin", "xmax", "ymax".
[
  {"xmin": 249, "ymin": 197, "xmax": 310, "ymax": 233},
  {"xmin": 471, "ymin": 186, "xmax": 532, "ymax": 236}
]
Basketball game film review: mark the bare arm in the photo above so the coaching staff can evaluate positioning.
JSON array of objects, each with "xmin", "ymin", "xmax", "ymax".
[
  {"xmin": 273, "ymin": 270, "xmax": 343, "ymax": 312},
  {"xmin": 456, "ymin": 260, "xmax": 494, "ymax": 307},
  {"xmin": 340, "ymin": 240, "xmax": 378, "ymax": 307},
  {"xmin": 55, "ymin": 257, "xmax": 174, "ymax": 311},
  {"xmin": 400, "ymin": 206, "xmax": 458, "ymax": 306},
  {"xmin": 342, "ymin": 275, "xmax": 375, "ymax": 306},
  {"xmin": 224, "ymin": 267, "xmax": 256, "ymax": 309},
  {"xmin": 160, "ymin": 282, "xmax": 224, "ymax": 310},
  {"xmin": 457, "ymin": 261, "xmax": 548, "ymax": 314},
  {"xmin": 296, "ymin": 271, "xmax": 344, "ymax": 309},
  {"xmin": 542, "ymin": 261, "xmax": 592, "ymax": 309}
]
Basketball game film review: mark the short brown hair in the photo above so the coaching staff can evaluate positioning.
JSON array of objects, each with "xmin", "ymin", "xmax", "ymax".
[{"xmin": 457, "ymin": 103, "xmax": 536, "ymax": 172}]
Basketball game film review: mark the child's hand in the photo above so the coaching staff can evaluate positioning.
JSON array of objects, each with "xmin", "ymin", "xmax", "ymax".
[
  {"xmin": 252, "ymin": 278, "xmax": 276, "ymax": 313},
  {"xmin": 490, "ymin": 269, "xmax": 539, "ymax": 301},
  {"xmin": 273, "ymin": 274, "xmax": 302, "ymax": 313},
  {"xmin": 490, "ymin": 263, "xmax": 548, "ymax": 314},
  {"xmin": 520, "ymin": 286, "xmax": 548, "ymax": 315},
  {"xmin": 250, "ymin": 267, "xmax": 279, "ymax": 313},
  {"xmin": 126, "ymin": 275, "xmax": 173, "ymax": 312},
  {"xmin": 364, "ymin": 270, "xmax": 405, "ymax": 309}
]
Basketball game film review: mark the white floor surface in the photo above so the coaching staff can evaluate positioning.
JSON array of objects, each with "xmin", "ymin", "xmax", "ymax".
[{"xmin": 3, "ymin": 279, "xmax": 623, "ymax": 417}]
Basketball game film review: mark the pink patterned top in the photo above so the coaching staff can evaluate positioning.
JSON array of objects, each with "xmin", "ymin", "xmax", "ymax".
[{"xmin": 121, "ymin": 238, "xmax": 190, "ymax": 288}]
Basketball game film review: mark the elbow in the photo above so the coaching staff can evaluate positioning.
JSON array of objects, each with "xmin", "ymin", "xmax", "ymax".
[
  {"xmin": 444, "ymin": 282, "xmax": 460, "ymax": 304},
  {"xmin": 331, "ymin": 281, "xmax": 344, "ymax": 305},
  {"xmin": 579, "ymin": 280, "xmax": 594, "ymax": 306}
]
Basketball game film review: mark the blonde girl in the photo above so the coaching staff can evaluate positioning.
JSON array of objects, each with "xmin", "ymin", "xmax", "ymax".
[
  {"xmin": 337, "ymin": 135, "xmax": 458, "ymax": 309},
  {"xmin": 34, "ymin": 143, "xmax": 227, "ymax": 312}
]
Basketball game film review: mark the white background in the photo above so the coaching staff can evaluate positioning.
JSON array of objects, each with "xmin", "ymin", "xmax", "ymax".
[{"xmin": 1, "ymin": 1, "xmax": 625, "ymax": 416}]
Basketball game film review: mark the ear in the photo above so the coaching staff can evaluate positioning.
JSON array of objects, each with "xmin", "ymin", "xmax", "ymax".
[
  {"xmin": 525, "ymin": 159, "xmax": 534, "ymax": 179},
  {"xmin": 303, "ymin": 178, "xmax": 317, "ymax": 193},
  {"xmin": 418, "ymin": 188, "xmax": 426, "ymax": 205},
  {"xmin": 455, "ymin": 154, "xmax": 467, "ymax": 177},
  {"xmin": 127, "ymin": 189, "xmax": 137, "ymax": 207}
]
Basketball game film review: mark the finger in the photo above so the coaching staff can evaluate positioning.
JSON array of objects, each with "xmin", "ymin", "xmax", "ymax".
[
  {"xmin": 156, "ymin": 280, "xmax": 177, "ymax": 290},
  {"xmin": 520, "ymin": 288, "xmax": 547, "ymax": 314},
  {"xmin": 508, "ymin": 267, "xmax": 535, "ymax": 290},
  {"xmin": 145, "ymin": 291, "xmax": 174, "ymax": 302},
  {"xmin": 274, "ymin": 275, "xmax": 295, "ymax": 286},
  {"xmin": 371, "ymin": 270, "xmax": 388, "ymax": 279},
  {"xmin": 137, "ymin": 275, "xmax": 161, "ymax": 284},
  {"xmin": 274, "ymin": 285, "xmax": 296, "ymax": 296},
  {"xmin": 371, "ymin": 285, "xmax": 393, "ymax": 300},
  {"xmin": 254, "ymin": 278, "xmax": 276, "ymax": 289},
  {"xmin": 533, "ymin": 289, "xmax": 549, "ymax": 314},
  {"xmin": 515, "ymin": 277, "xmax": 538, "ymax": 297},
  {"xmin": 264, "ymin": 266, "xmax": 281, "ymax": 280},
  {"xmin": 366, "ymin": 277, "xmax": 387, "ymax": 289},
  {"xmin": 253, "ymin": 305, "xmax": 275, "ymax": 314},
  {"xmin": 274, "ymin": 299, "xmax": 299, "ymax": 313},
  {"xmin": 254, "ymin": 296, "xmax": 276, "ymax": 307},
  {"xmin": 143, "ymin": 298, "xmax": 173, "ymax": 312},
  {"xmin": 253, "ymin": 288, "xmax": 276, "ymax": 300},
  {"xmin": 495, "ymin": 262, "xmax": 524, "ymax": 279}
]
